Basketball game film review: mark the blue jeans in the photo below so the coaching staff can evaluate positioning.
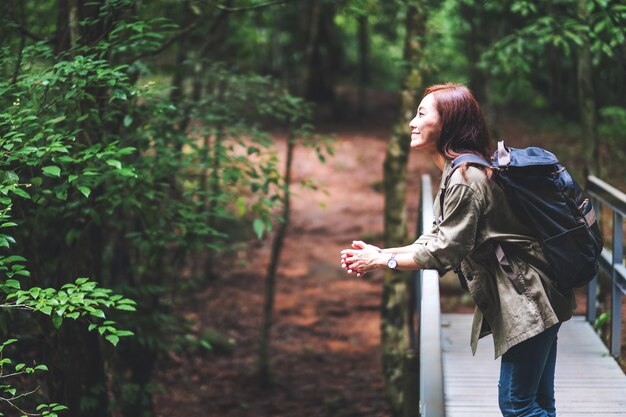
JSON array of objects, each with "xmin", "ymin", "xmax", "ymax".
[{"xmin": 498, "ymin": 323, "xmax": 561, "ymax": 417}]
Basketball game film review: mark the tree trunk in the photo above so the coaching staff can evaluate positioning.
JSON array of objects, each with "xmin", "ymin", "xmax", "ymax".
[
  {"xmin": 258, "ymin": 134, "xmax": 295, "ymax": 385},
  {"xmin": 577, "ymin": 0, "xmax": 599, "ymax": 177},
  {"xmin": 381, "ymin": 2, "xmax": 426, "ymax": 416},
  {"xmin": 169, "ymin": 1, "xmax": 194, "ymax": 104},
  {"xmin": 36, "ymin": 221, "xmax": 111, "ymax": 417},
  {"xmin": 44, "ymin": 321, "xmax": 110, "ymax": 417},
  {"xmin": 55, "ymin": 0, "xmax": 74, "ymax": 53},
  {"xmin": 302, "ymin": 0, "xmax": 322, "ymax": 99},
  {"xmin": 357, "ymin": 14, "xmax": 369, "ymax": 117}
]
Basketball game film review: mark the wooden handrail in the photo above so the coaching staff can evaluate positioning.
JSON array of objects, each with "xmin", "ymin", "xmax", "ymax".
[{"xmin": 412, "ymin": 174, "xmax": 445, "ymax": 417}]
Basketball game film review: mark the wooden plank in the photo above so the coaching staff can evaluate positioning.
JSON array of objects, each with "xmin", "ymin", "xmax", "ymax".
[{"xmin": 441, "ymin": 314, "xmax": 626, "ymax": 417}]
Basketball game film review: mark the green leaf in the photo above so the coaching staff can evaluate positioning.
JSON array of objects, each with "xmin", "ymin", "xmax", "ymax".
[
  {"xmin": 50, "ymin": 116, "xmax": 66, "ymax": 124},
  {"xmin": 3, "ymin": 171, "xmax": 19, "ymax": 184},
  {"xmin": 594, "ymin": 312, "xmax": 610, "ymax": 330},
  {"xmin": 253, "ymin": 218, "xmax": 265, "ymax": 239},
  {"xmin": 42, "ymin": 166, "xmax": 61, "ymax": 178},
  {"xmin": 123, "ymin": 115, "xmax": 133, "ymax": 127},
  {"xmin": 77, "ymin": 186, "xmax": 91, "ymax": 198},
  {"xmin": 52, "ymin": 315, "xmax": 63, "ymax": 329},
  {"xmin": 55, "ymin": 189, "xmax": 68, "ymax": 201},
  {"xmin": 10, "ymin": 188, "xmax": 30, "ymax": 199},
  {"xmin": 115, "ymin": 304, "xmax": 136, "ymax": 311},
  {"xmin": 106, "ymin": 159, "xmax": 122, "ymax": 169},
  {"xmin": 105, "ymin": 335, "xmax": 119, "ymax": 346},
  {"xmin": 3, "ymin": 280, "xmax": 20, "ymax": 289},
  {"xmin": 91, "ymin": 309, "xmax": 106, "ymax": 319},
  {"xmin": 2, "ymin": 255, "xmax": 26, "ymax": 263}
]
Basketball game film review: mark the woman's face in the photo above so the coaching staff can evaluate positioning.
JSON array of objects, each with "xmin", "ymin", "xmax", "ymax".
[{"xmin": 409, "ymin": 93, "xmax": 441, "ymax": 149}]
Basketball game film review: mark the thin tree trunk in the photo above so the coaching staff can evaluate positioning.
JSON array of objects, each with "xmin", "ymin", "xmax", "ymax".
[
  {"xmin": 202, "ymin": 125, "xmax": 225, "ymax": 281},
  {"xmin": 68, "ymin": 0, "xmax": 80, "ymax": 49},
  {"xmin": 55, "ymin": 0, "xmax": 72, "ymax": 53},
  {"xmin": 381, "ymin": 2, "xmax": 426, "ymax": 416},
  {"xmin": 577, "ymin": 0, "xmax": 599, "ymax": 177},
  {"xmin": 169, "ymin": 1, "xmax": 193, "ymax": 104},
  {"xmin": 357, "ymin": 14, "xmax": 369, "ymax": 117},
  {"xmin": 10, "ymin": 0, "xmax": 26, "ymax": 83},
  {"xmin": 258, "ymin": 134, "xmax": 295, "ymax": 385},
  {"xmin": 301, "ymin": 0, "xmax": 322, "ymax": 98},
  {"xmin": 45, "ymin": 321, "xmax": 110, "ymax": 417}
]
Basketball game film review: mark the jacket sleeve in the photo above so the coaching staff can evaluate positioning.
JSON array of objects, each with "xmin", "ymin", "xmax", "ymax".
[{"xmin": 412, "ymin": 183, "xmax": 484, "ymax": 274}]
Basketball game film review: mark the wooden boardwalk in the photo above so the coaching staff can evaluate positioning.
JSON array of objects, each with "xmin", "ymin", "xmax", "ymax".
[{"xmin": 441, "ymin": 314, "xmax": 626, "ymax": 417}]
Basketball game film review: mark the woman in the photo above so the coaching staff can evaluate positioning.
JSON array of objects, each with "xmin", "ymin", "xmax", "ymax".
[{"xmin": 340, "ymin": 83, "xmax": 575, "ymax": 417}]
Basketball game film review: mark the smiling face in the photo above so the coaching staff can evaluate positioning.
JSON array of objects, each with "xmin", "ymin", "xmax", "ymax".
[{"xmin": 409, "ymin": 93, "xmax": 441, "ymax": 149}]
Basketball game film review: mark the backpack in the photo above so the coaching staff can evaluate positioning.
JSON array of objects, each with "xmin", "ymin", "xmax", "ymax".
[{"xmin": 444, "ymin": 141, "xmax": 603, "ymax": 293}]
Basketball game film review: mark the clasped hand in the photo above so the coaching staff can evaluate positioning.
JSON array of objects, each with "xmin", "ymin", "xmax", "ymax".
[{"xmin": 340, "ymin": 240, "xmax": 383, "ymax": 278}]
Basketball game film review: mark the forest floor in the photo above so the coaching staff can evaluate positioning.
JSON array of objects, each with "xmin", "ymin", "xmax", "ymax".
[{"xmin": 153, "ymin": 93, "xmax": 624, "ymax": 417}]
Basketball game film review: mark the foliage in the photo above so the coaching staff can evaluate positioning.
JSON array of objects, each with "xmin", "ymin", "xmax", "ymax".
[
  {"xmin": 598, "ymin": 106, "xmax": 626, "ymax": 184},
  {"xmin": 479, "ymin": 0, "xmax": 626, "ymax": 101},
  {"xmin": 0, "ymin": 35, "xmax": 140, "ymax": 413},
  {"xmin": 1, "ymin": 0, "xmax": 332, "ymax": 414}
]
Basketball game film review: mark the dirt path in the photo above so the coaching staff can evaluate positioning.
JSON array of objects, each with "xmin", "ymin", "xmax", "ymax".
[{"xmin": 153, "ymin": 122, "xmax": 440, "ymax": 417}]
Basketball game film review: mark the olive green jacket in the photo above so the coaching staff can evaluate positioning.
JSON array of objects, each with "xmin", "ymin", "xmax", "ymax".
[{"xmin": 412, "ymin": 162, "xmax": 576, "ymax": 358}]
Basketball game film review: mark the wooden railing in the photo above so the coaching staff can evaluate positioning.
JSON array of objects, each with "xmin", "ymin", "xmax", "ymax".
[
  {"xmin": 585, "ymin": 175, "xmax": 626, "ymax": 358},
  {"xmin": 411, "ymin": 174, "xmax": 445, "ymax": 417}
]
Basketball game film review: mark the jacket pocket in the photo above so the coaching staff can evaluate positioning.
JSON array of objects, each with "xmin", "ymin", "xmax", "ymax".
[
  {"xmin": 460, "ymin": 260, "xmax": 494, "ymax": 315},
  {"xmin": 496, "ymin": 245, "xmax": 528, "ymax": 295}
]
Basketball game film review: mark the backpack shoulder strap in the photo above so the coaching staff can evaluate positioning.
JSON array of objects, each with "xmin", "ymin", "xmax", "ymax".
[
  {"xmin": 439, "ymin": 154, "xmax": 492, "ymax": 221},
  {"xmin": 450, "ymin": 154, "xmax": 492, "ymax": 171}
]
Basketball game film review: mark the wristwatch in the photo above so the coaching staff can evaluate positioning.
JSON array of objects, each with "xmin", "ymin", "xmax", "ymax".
[{"xmin": 387, "ymin": 253, "xmax": 398, "ymax": 271}]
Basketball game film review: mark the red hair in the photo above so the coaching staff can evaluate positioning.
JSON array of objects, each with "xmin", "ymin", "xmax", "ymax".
[{"xmin": 422, "ymin": 83, "xmax": 493, "ymax": 161}]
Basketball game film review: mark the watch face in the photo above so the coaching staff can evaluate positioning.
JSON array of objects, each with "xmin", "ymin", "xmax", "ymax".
[{"xmin": 388, "ymin": 258, "xmax": 398, "ymax": 269}]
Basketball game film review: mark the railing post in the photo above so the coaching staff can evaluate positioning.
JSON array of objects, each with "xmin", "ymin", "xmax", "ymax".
[
  {"xmin": 586, "ymin": 196, "xmax": 600, "ymax": 324},
  {"xmin": 611, "ymin": 211, "xmax": 624, "ymax": 358}
]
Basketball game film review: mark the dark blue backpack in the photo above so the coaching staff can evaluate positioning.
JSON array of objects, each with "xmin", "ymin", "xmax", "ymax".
[{"xmin": 447, "ymin": 141, "xmax": 603, "ymax": 292}]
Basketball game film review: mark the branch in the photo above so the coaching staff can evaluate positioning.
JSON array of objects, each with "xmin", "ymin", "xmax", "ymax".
[
  {"xmin": 130, "ymin": 20, "xmax": 201, "ymax": 62},
  {"xmin": 0, "ymin": 386, "xmax": 41, "ymax": 416},
  {"xmin": 214, "ymin": 0, "xmax": 301, "ymax": 12},
  {"xmin": 0, "ymin": 304, "xmax": 34, "ymax": 311},
  {"xmin": 15, "ymin": 25, "xmax": 51, "ymax": 42},
  {"xmin": 0, "ymin": 370, "xmax": 28, "ymax": 379}
]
